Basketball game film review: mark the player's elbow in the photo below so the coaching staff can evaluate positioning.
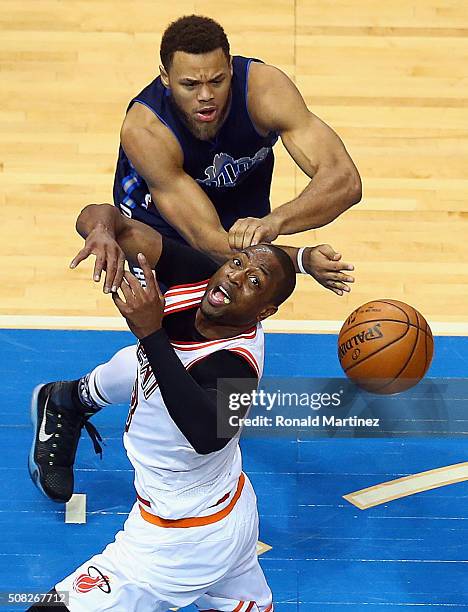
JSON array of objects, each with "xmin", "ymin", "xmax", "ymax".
[
  {"xmin": 75, "ymin": 203, "xmax": 104, "ymax": 235},
  {"xmin": 342, "ymin": 164, "xmax": 362, "ymax": 207}
]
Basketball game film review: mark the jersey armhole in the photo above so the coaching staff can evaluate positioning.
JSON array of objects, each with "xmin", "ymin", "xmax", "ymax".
[
  {"xmin": 227, "ymin": 347, "xmax": 260, "ymax": 379},
  {"xmin": 245, "ymin": 59, "xmax": 267, "ymax": 139},
  {"xmin": 132, "ymin": 99, "xmax": 184, "ymax": 155},
  {"xmin": 245, "ymin": 59, "xmax": 279, "ymax": 143}
]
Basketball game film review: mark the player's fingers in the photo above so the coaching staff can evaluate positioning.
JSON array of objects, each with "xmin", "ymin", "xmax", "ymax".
[
  {"xmin": 341, "ymin": 262, "xmax": 354, "ymax": 272},
  {"xmin": 136, "ymin": 253, "xmax": 159, "ymax": 296},
  {"xmin": 331, "ymin": 260, "xmax": 354, "ymax": 272},
  {"xmin": 228, "ymin": 226, "xmax": 237, "ymax": 251},
  {"xmin": 323, "ymin": 260, "xmax": 351, "ymax": 273},
  {"xmin": 122, "ymin": 270, "xmax": 142, "ymax": 295},
  {"xmin": 324, "ymin": 282, "xmax": 344, "ymax": 296},
  {"xmin": 103, "ymin": 253, "xmax": 119, "ymax": 294},
  {"xmin": 251, "ymin": 226, "xmax": 269, "ymax": 246},
  {"xmin": 93, "ymin": 256, "xmax": 105, "ymax": 282},
  {"xmin": 242, "ymin": 223, "xmax": 260, "ymax": 249},
  {"xmin": 111, "ymin": 255, "xmax": 126, "ymax": 293},
  {"xmin": 318, "ymin": 244, "xmax": 340, "ymax": 260},
  {"xmin": 119, "ymin": 273, "xmax": 141, "ymax": 305},
  {"xmin": 326, "ymin": 272, "xmax": 355, "ymax": 283},
  {"xmin": 231, "ymin": 219, "xmax": 251, "ymax": 250},
  {"xmin": 70, "ymin": 247, "xmax": 91, "ymax": 270},
  {"xmin": 232, "ymin": 224, "xmax": 246, "ymax": 250},
  {"xmin": 111, "ymin": 290, "xmax": 129, "ymax": 314},
  {"xmin": 327, "ymin": 280, "xmax": 350, "ymax": 293},
  {"xmin": 228, "ymin": 220, "xmax": 243, "ymax": 250}
]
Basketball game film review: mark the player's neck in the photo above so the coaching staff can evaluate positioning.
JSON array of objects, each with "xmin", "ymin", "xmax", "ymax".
[{"xmin": 194, "ymin": 308, "xmax": 255, "ymax": 340}]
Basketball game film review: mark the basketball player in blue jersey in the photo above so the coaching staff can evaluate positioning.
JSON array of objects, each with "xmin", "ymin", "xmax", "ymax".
[
  {"xmin": 29, "ymin": 15, "xmax": 361, "ymax": 503},
  {"xmin": 94, "ymin": 14, "xmax": 361, "ymax": 292}
]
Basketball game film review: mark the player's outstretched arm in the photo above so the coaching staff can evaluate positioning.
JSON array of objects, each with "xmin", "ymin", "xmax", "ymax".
[
  {"xmin": 121, "ymin": 104, "xmax": 232, "ymax": 263},
  {"xmin": 71, "ymin": 203, "xmax": 164, "ymax": 292},
  {"xmin": 228, "ymin": 63, "xmax": 362, "ymax": 249},
  {"xmin": 121, "ymin": 104, "xmax": 356, "ymax": 293}
]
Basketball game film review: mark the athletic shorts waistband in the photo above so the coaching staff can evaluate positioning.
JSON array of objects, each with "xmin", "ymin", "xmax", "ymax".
[{"xmin": 138, "ymin": 473, "xmax": 245, "ymax": 528}]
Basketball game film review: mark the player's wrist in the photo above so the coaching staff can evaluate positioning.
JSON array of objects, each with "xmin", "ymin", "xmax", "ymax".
[
  {"xmin": 92, "ymin": 222, "xmax": 115, "ymax": 238},
  {"xmin": 296, "ymin": 246, "xmax": 309, "ymax": 274},
  {"xmin": 131, "ymin": 324, "xmax": 162, "ymax": 343}
]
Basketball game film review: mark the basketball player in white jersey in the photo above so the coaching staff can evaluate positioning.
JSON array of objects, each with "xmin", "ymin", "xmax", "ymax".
[{"xmin": 28, "ymin": 204, "xmax": 296, "ymax": 611}]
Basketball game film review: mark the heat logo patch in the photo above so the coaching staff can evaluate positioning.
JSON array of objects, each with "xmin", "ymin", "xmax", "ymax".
[{"xmin": 73, "ymin": 566, "xmax": 111, "ymax": 594}]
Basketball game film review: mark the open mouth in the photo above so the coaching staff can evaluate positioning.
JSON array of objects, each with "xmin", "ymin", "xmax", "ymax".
[
  {"xmin": 207, "ymin": 284, "xmax": 232, "ymax": 307},
  {"xmin": 195, "ymin": 107, "xmax": 217, "ymax": 122}
]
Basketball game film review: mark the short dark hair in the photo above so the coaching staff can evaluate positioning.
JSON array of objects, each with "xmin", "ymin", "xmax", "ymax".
[
  {"xmin": 264, "ymin": 245, "xmax": 297, "ymax": 307},
  {"xmin": 160, "ymin": 15, "xmax": 230, "ymax": 71}
]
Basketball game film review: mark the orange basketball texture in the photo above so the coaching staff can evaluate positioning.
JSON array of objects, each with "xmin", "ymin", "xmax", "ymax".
[{"xmin": 338, "ymin": 299, "xmax": 434, "ymax": 394}]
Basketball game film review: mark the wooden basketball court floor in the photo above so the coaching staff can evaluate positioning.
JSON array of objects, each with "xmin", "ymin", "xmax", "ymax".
[{"xmin": 1, "ymin": 1, "xmax": 468, "ymax": 610}]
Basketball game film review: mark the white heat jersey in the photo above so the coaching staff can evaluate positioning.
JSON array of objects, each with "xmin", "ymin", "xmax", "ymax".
[{"xmin": 123, "ymin": 278, "xmax": 264, "ymax": 521}]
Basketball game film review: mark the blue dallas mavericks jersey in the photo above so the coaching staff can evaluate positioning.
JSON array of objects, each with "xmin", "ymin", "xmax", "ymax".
[{"xmin": 113, "ymin": 56, "xmax": 278, "ymax": 243}]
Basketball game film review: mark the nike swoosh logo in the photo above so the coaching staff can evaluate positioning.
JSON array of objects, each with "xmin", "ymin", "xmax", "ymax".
[{"xmin": 38, "ymin": 396, "xmax": 54, "ymax": 443}]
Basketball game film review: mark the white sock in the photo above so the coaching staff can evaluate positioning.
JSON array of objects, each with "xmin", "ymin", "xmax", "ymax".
[{"xmin": 79, "ymin": 345, "xmax": 138, "ymax": 408}]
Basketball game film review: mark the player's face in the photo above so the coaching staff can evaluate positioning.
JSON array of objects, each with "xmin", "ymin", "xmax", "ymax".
[
  {"xmin": 163, "ymin": 49, "xmax": 233, "ymax": 141},
  {"xmin": 201, "ymin": 246, "xmax": 280, "ymax": 326}
]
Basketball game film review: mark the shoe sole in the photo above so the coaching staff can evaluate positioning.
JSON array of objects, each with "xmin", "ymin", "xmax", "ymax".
[{"xmin": 28, "ymin": 383, "xmax": 49, "ymax": 498}]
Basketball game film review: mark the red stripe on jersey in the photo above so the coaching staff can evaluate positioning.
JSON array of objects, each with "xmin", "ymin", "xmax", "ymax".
[
  {"xmin": 136, "ymin": 492, "xmax": 151, "ymax": 507},
  {"xmin": 164, "ymin": 297, "xmax": 203, "ymax": 314},
  {"xmin": 245, "ymin": 603, "xmax": 255, "ymax": 612},
  {"xmin": 165, "ymin": 279, "xmax": 210, "ymax": 294},
  {"xmin": 171, "ymin": 327, "xmax": 257, "ymax": 350},
  {"xmin": 164, "ymin": 286, "xmax": 206, "ymax": 305}
]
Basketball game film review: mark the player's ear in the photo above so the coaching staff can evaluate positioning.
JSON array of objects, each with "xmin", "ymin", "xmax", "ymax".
[
  {"xmin": 257, "ymin": 305, "xmax": 277, "ymax": 322},
  {"xmin": 229, "ymin": 56, "xmax": 233, "ymax": 77},
  {"xmin": 160, "ymin": 65, "xmax": 170, "ymax": 88}
]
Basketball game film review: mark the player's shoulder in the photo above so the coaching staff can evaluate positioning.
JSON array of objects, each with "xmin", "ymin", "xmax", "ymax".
[
  {"xmin": 121, "ymin": 102, "xmax": 183, "ymax": 167},
  {"xmin": 248, "ymin": 62, "xmax": 295, "ymax": 98},
  {"xmin": 247, "ymin": 62, "xmax": 305, "ymax": 133}
]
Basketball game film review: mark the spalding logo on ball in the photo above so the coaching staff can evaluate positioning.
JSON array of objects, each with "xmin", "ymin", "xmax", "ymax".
[{"xmin": 338, "ymin": 299, "xmax": 434, "ymax": 394}]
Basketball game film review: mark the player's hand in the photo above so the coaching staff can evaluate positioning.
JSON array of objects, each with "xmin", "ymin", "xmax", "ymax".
[
  {"xmin": 111, "ymin": 253, "xmax": 165, "ymax": 339},
  {"xmin": 303, "ymin": 244, "xmax": 354, "ymax": 296},
  {"xmin": 70, "ymin": 226, "xmax": 126, "ymax": 294},
  {"xmin": 228, "ymin": 216, "xmax": 280, "ymax": 250}
]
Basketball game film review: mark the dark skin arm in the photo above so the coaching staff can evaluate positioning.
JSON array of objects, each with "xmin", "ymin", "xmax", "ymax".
[
  {"xmin": 70, "ymin": 204, "xmax": 164, "ymax": 287},
  {"xmin": 118, "ymin": 102, "xmax": 355, "ymax": 295},
  {"xmin": 71, "ymin": 202, "xmax": 354, "ymax": 296},
  {"xmin": 69, "ymin": 60, "xmax": 361, "ymax": 296},
  {"xmin": 228, "ymin": 62, "xmax": 362, "ymax": 249}
]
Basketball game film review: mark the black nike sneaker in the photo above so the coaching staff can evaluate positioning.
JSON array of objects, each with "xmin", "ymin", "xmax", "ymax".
[{"xmin": 28, "ymin": 381, "xmax": 103, "ymax": 503}]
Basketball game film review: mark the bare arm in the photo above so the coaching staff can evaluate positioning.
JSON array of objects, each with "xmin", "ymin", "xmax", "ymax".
[
  {"xmin": 121, "ymin": 105, "xmax": 355, "ymax": 293},
  {"xmin": 71, "ymin": 204, "xmax": 164, "ymax": 284},
  {"xmin": 121, "ymin": 103, "xmax": 231, "ymax": 263},
  {"xmin": 229, "ymin": 63, "xmax": 362, "ymax": 248}
]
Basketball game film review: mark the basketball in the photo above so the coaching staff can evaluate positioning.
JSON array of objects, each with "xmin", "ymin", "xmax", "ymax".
[{"xmin": 338, "ymin": 299, "xmax": 434, "ymax": 394}]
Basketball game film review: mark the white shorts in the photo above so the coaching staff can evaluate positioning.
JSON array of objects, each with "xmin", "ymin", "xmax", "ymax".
[{"xmin": 56, "ymin": 474, "xmax": 273, "ymax": 611}]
